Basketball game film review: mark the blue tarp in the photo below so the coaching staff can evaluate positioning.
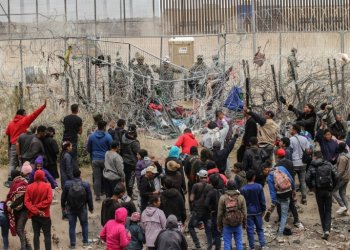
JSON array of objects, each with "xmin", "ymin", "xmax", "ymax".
[{"xmin": 224, "ymin": 86, "xmax": 244, "ymax": 111}]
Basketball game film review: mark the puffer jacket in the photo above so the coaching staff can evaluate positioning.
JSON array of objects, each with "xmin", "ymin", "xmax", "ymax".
[
  {"xmin": 175, "ymin": 132, "xmax": 199, "ymax": 155},
  {"xmin": 141, "ymin": 206, "xmax": 166, "ymax": 247},
  {"xmin": 100, "ymin": 207, "xmax": 131, "ymax": 250}
]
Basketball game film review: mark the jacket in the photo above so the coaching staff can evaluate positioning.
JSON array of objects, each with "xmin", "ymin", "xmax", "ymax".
[
  {"xmin": 240, "ymin": 183, "xmax": 266, "ymax": 215},
  {"xmin": 21, "ymin": 136, "xmax": 45, "ymax": 164},
  {"xmin": 336, "ymin": 153, "xmax": 350, "ymax": 182},
  {"xmin": 160, "ymin": 188, "xmax": 187, "ymax": 223},
  {"xmin": 242, "ymin": 117, "xmax": 257, "ymax": 145},
  {"xmin": 306, "ymin": 159, "xmax": 338, "ymax": 191},
  {"xmin": 100, "ymin": 207, "xmax": 131, "ymax": 250},
  {"xmin": 126, "ymin": 222, "xmax": 144, "ymax": 250},
  {"xmin": 201, "ymin": 119, "xmax": 229, "ymax": 149},
  {"xmin": 276, "ymin": 158, "xmax": 295, "ymax": 178},
  {"xmin": 104, "ymin": 151, "xmax": 125, "ymax": 181},
  {"xmin": 24, "ymin": 170, "xmax": 52, "ymax": 218},
  {"xmin": 217, "ymin": 190, "xmax": 247, "ymax": 229},
  {"xmin": 42, "ymin": 136, "xmax": 60, "ymax": 178},
  {"xmin": 234, "ymin": 170, "xmax": 247, "ymax": 189},
  {"xmin": 6, "ymin": 104, "xmax": 46, "ymax": 145},
  {"xmin": 121, "ymin": 133, "xmax": 140, "ymax": 166},
  {"xmin": 61, "ymin": 178, "xmax": 93, "ymax": 212},
  {"xmin": 242, "ymin": 146, "xmax": 265, "ymax": 172},
  {"xmin": 139, "ymin": 176, "xmax": 156, "ymax": 211},
  {"xmin": 316, "ymin": 129, "xmax": 339, "ymax": 163},
  {"xmin": 290, "ymin": 134, "xmax": 311, "ymax": 167},
  {"xmin": 101, "ymin": 198, "xmax": 121, "ymax": 226},
  {"xmin": 60, "ymin": 152, "xmax": 74, "ymax": 187},
  {"xmin": 164, "ymin": 171, "xmax": 186, "ymax": 196},
  {"xmin": 87, "ymin": 130, "xmax": 113, "ymax": 161},
  {"xmin": 207, "ymin": 168, "xmax": 228, "ymax": 186},
  {"xmin": 135, "ymin": 157, "xmax": 152, "ymax": 181},
  {"xmin": 249, "ymin": 112, "xmax": 279, "ymax": 146},
  {"xmin": 288, "ymin": 105, "xmax": 316, "ymax": 138},
  {"xmin": 267, "ymin": 166, "xmax": 295, "ymax": 204},
  {"xmin": 141, "ymin": 206, "xmax": 167, "ymax": 247},
  {"xmin": 175, "ymin": 132, "xmax": 198, "ymax": 155},
  {"xmin": 212, "ymin": 137, "xmax": 237, "ymax": 173},
  {"xmin": 29, "ymin": 168, "xmax": 58, "ymax": 189},
  {"xmin": 154, "ymin": 215, "xmax": 188, "ymax": 250}
]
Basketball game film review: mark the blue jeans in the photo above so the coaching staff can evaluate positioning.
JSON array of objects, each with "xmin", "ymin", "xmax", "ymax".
[
  {"xmin": 188, "ymin": 213, "xmax": 212, "ymax": 248},
  {"xmin": 277, "ymin": 198, "xmax": 290, "ymax": 235},
  {"xmin": 0, "ymin": 212, "xmax": 9, "ymax": 250},
  {"xmin": 247, "ymin": 215, "xmax": 265, "ymax": 248},
  {"xmin": 68, "ymin": 207, "xmax": 88, "ymax": 246},
  {"xmin": 223, "ymin": 225, "xmax": 243, "ymax": 250}
]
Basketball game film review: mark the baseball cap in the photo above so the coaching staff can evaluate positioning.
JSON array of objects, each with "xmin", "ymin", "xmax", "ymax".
[
  {"xmin": 276, "ymin": 148, "xmax": 286, "ymax": 157},
  {"xmin": 146, "ymin": 165, "xmax": 158, "ymax": 174},
  {"xmin": 197, "ymin": 169, "xmax": 208, "ymax": 178}
]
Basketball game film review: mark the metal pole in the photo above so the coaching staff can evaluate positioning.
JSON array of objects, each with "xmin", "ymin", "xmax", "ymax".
[
  {"xmin": 19, "ymin": 81, "xmax": 23, "ymax": 109},
  {"xmin": 107, "ymin": 55, "xmax": 112, "ymax": 96},
  {"xmin": 251, "ymin": 0, "xmax": 256, "ymax": 56},
  {"xmin": 76, "ymin": 0, "xmax": 78, "ymax": 21},
  {"xmin": 278, "ymin": 32, "xmax": 282, "ymax": 92},
  {"xmin": 7, "ymin": 0, "xmax": 10, "ymax": 36},
  {"xmin": 223, "ymin": 33, "xmax": 227, "ymax": 72},
  {"xmin": 128, "ymin": 43, "xmax": 131, "ymax": 70},
  {"xmin": 327, "ymin": 58, "xmax": 333, "ymax": 93},
  {"xmin": 20, "ymin": 40, "xmax": 24, "ymax": 85},
  {"xmin": 77, "ymin": 69, "xmax": 81, "ymax": 101},
  {"xmin": 64, "ymin": 0, "xmax": 67, "ymax": 22},
  {"xmin": 36, "ymin": 0, "xmax": 39, "ymax": 28},
  {"xmin": 86, "ymin": 57, "xmax": 91, "ymax": 102},
  {"xmin": 65, "ymin": 78, "xmax": 69, "ymax": 113},
  {"xmin": 94, "ymin": 0, "xmax": 97, "ymax": 37},
  {"xmin": 123, "ymin": 0, "xmax": 126, "ymax": 36},
  {"xmin": 341, "ymin": 31, "xmax": 345, "ymax": 53}
]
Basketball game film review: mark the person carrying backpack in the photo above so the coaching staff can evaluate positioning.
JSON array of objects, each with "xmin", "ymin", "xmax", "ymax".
[
  {"xmin": 61, "ymin": 169, "xmax": 94, "ymax": 249},
  {"xmin": 266, "ymin": 165, "xmax": 295, "ymax": 243},
  {"xmin": 242, "ymin": 137, "xmax": 268, "ymax": 186},
  {"xmin": 217, "ymin": 179, "xmax": 247, "ymax": 250},
  {"xmin": 333, "ymin": 143, "xmax": 350, "ymax": 215},
  {"xmin": 306, "ymin": 151, "xmax": 338, "ymax": 240}
]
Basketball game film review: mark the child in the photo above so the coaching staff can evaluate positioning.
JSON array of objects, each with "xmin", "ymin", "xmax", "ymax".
[
  {"xmin": 232, "ymin": 162, "xmax": 247, "ymax": 189},
  {"xmin": 28, "ymin": 156, "xmax": 58, "ymax": 190},
  {"xmin": 126, "ymin": 212, "xmax": 145, "ymax": 250},
  {"xmin": 100, "ymin": 207, "xmax": 131, "ymax": 250},
  {"xmin": 135, "ymin": 149, "xmax": 152, "ymax": 188},
  {"xmin": 60, "ymin": 141, "xmax": 74, "ymax": 188},
  {"xmin": 240, "ymin": 170, "xmax": 266, "ymax": 250}
]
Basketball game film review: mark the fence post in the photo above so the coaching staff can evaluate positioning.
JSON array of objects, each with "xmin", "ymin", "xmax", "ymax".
[
  {"xmin": 19, "ymin": 40, "xmax": 24, "ymax": 86},
  {"xmin": 86, "ymin": 57, "xmax": 91, "ymax": 102},
  {"xmin": 340, "ymin": 31, "xmax": 345, "ymax": 53},
  {"xmin": 77, "ymin": 69, "xmax": 81, "ymax": 101},
  {"xmin": 107, "ymin": 55, "xmax": 112, "ymax": 96},
  {"xmin": 19, "ymin": 81, "xmax": 23, "ymax": 109},
  {"xmin": 65, "ymin": 78, "xmax": 69, "ymax": 113},
  {"xmin": 278, "ymin": 32, "xmax": 282, "ymax": 92}
]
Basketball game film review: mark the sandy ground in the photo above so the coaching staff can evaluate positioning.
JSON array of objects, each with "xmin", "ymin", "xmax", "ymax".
[{"xmin": 0, "ymin": 136, "xmax": 350, "ymax": 250}]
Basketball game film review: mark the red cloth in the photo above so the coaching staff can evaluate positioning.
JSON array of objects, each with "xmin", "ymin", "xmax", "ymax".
[
  {"xmin": 100, "ymin": 207, "xmax": 131, "ymax": 250},
  {"xmin": 24, "ymin": 170, "xmax": 52, "ymax": 218},
  {"xmin": 175, "ymin": 132, "xmax": 198, "ymax": 155},
  {"xmin": 207, "ymin": 168, "xmax": 228, "ymax": 186},
  {"xmin": 149, "ymin": 103, "xmax": 163, "ymax": 112},
  {"xmin": 6, "ymin": 104, "xmax": 46, "ymax": 145},
  {"xmin": 5, "ymin": 176, "xmax": 28, "ymax": 236}
]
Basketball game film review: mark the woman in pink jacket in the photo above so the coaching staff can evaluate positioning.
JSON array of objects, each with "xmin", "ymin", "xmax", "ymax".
[{"xmin": 100, "ymin": 207, "xmax": 131, "ymax": 250}]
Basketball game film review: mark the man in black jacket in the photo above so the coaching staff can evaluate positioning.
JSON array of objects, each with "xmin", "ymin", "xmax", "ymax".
[
  {"xmin": 306, "ymin": 151, "xmax": 338, "ymax": 240},
  {"xmin": 212, "ymin": 133, "xmax": 238, "ymax": 175},
  {"xmin": 288, "ymin": 103, "xmax": 316, "ymax": 139},
  {"xmin": 237, "ymin": 108, "xmax": 257, "ymax": 162},
  {"xmin": 139, "ymin": 165, "xmax": 159, "ymax": 211}
]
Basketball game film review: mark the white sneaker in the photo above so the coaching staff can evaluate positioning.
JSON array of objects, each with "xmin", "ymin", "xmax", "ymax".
[
  {"xmin": 336, "ymin": 207, "xmax": 347, "ymax": 214},
  {"xmin": 294, "ymin": 221, "xmax": 305, "ymax": 229}
]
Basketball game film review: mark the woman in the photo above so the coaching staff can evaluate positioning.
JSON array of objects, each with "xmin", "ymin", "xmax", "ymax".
[
  {"xmin": 60, "ymin": 141, "xmax": 74, "ymax": 188},
  {"xmin": 165, "ymin": 146, "xmax": 186, "ymax": 195},
  {"xmin": 141, "ymin": 195, "xmax": 166, "ymax": 250}
]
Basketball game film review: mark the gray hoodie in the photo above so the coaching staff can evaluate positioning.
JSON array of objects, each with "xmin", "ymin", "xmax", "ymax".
[
  {"xmin": 201, "ymin": 119, "xmax": 229, "ymax": 150},
  {"xmin": 154, "ymin": 215, "xmax": 188, "ymax": 250},
  {"xmin": 103, "ymin": 150, "xmax": 125, "ymax": 181},
  {"xmin": 141, "ymin": 206, "xmax": 166, "ymax": 247}
]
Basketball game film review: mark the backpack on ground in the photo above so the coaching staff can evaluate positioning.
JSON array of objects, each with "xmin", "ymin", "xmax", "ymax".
[
  {"xmin": 273, "ymin": 168, "xmax": 292, "ymax": 193},
  {"xmin": 223, "ymin": 194, "xmax": 243, "ymax": 226},
  {"xmin": 315, "ymin": 162, "xmax": 333, "ymax": 189},
  {"xmin": 67, "ymin": 180, "xmax": 87, "ymax": 210}
]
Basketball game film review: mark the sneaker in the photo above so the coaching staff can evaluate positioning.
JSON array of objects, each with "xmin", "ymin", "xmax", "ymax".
[
  {"xmin": 336, "ymin": 206, "xmax": 347, "ymax": 215},
  {"xmin": 301, "ymin": 197, "xmax": 307, "ymax": 205},
  {"xmin": 83, "ymin": 242, "xmax": 92, "ymax": 249},
  {"xmin": 264, "ymin": 211, "xmax": 271, "ymax": 222},
  {"xmin": 321, "ymin": 231, "xmax": 330, "ymax": 240},
  {"xmin": 276, "ymin": 235, "xmax": 285, "ymax": 243},
  {"xmin": 294, "ymin": 221, "xmax": 305, "ymax": 229}
]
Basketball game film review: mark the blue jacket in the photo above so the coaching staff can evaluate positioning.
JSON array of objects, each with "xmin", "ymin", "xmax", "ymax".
[
  {"xmin": 240, "ymin": 183, "xmax": 266, "ymax": 215},
  {"xmin": 87, "ymin": 131, "xmax": 113, "ymax": 160},
  {"xmin": 126, "ymin": 222, "xmax": 145, "ymax": 250},
  {"xmin": 61, "ymin": 178, "xmax": 94, "ymax": 211},
  {"xmin": 267, "ymin": 166, "xmax": 295, "ymax": 204},
  {"xmin": 316, "ymin": 129, "xmax": 338, "ymax": 163}
]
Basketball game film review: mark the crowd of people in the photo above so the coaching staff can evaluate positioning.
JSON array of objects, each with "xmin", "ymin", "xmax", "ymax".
[{"xmin": 0, "ymin": 100, "xmax": 350, "ymax": 250}]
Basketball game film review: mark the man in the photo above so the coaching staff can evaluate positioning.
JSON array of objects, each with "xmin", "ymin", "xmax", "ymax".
[
  {"xmin": 332, "ymin": 114, "xmax": 348, "ymax": 140},
  {"xmin": 154, "ymin": 214, "xmax": 188, "ymax": 250},
  {"xmin": 61, "ymin": 169, "xmax": 93, "ymax": 249},
  {"xmin": 62, "ymin": 104, "xmax": 82, "ymax": 164},
  {"xmin": 5, "ymin": 100, "xmax": 46, "ymax": 187},
  {"xmin": 43, "ymin": 127, "xmax": 59, "ymax": 179},
  {"xmin": 247, "ymin": 109, "xmax": 279, "ymax": 160},
  {"xmin": 188, "ymin": 55, "xmax": 208, "ymax": 99},
  {"xmin": 242, "ymin": 137, "xmax": 268, "ymax": 186},
  {"xmin": 287, "ymin": 47, "xmax": 300, "ymax": 82},
  {"xmin": 290, "ymin": 124, "xmax": 311, "ymax": 204},
  {"xmin": 265, "ymin": 164, "xmax": 295, "ymax": 243},
  {"xmin": 16, "ymin": 125, "xmax": 37, "ymax": 165},
  {"xmin": 174, "ymin": 128, "xmax": 198, "ymax": 155},
  {"xmin": 114, "ymin": 119, "xmax": 127, "ymax": 146},
  {"xmin": 212, "ymin": 133, "xmax": 238, "ymax": 175},
  {"xmin": 0, "ymin": 201, "xmax": 9, "ymax": 250},
  {"xmin": 21, "ymin": 125, "xmax": 47, "ymax": 164},
  {"xmin": 217, "ymin": 179, "xmax": 247, "ymax": 250},
  {"xmin": 287, "ymin": 103, "xmax": 316, "ymax": 138},
  {"xmin": 188, "ymin": 170, "xmax": 213, "ymax": 250},
  {"xmin": 201, "ymin": 116, "xmax": 229, "ymax": 150},
  {"xmin": 139, "ymin": 165, "xmax": 159, "ymax": 212},
  {"xmin": 107, "ymin": 120, "xmax": 116, "ymax": 140},
  {"xmin": 87, "ymin": 120, "xmax": 113, "ymax": 201},
  {"xmin": 24, "ymin": 170, "xmax": 53, "ymax": 250},
  {"xmin": 316, "ymin": 124, "xmax": 339, "ymax": 164},
  {"xmin": 306, "ymin": 151, "xmax": 338, "ymax": 240},
  {"xmin": 121, "ymin": 124, "xmax": 140, "ymax": 197},
  {"xmin": 129, "ymin": 53, "xmax": 153, "ymax": 100},
  {"xmin": 112, "ymin": 56, "xmax": 129, "ymax": 100},
  {"xmin": 237, "ymin": 108, "xmax": 257, "ymax": 162},
  {"xmin": 240, "ymin": 171, "xmax": 266, "ymax": 250}
]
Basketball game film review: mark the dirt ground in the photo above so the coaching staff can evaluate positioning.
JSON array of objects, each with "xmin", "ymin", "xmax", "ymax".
[{"xmin": 0, "ymin": 136, "xmax": 350, "ymax": 250}]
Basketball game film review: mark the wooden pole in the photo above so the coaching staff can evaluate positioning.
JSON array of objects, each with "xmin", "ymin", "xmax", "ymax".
[
  {"xmin": 271, "ymin": 64, "xmax": 280, "ymax": 108},
  {"xmin": 333, "ymin": 58, "xmax": 339, "ymax": 94},
  {"xmin": 65, "ymin": 78, "xmax": 69, "ymax": 113}
]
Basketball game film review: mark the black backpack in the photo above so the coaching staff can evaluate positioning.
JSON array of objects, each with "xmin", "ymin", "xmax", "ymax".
[
  {"xmin": 67, "ymin": 180, "xmax": 87, "ymax": 210},
  {"xmin": 315, "ymin": 162, "xmax": 333, "ymax": 189},
  {"xmin": 250, "ymin": 149, "xmax": 268, "ymax": 174}
]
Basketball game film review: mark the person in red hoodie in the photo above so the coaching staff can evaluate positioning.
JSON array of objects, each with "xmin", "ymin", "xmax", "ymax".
[
  {"xmin": 100, "ymin": 207, "xmax": 131, "ymax": 250},
  {"xmin": 24, "ymin": 169, "xmax": 52, "ymax": 250},
  {"xmin": 175, "ymin": 128, "xmax": 198, "ymax": 155},
  {"xmin": 5, "ymin": 100, "xmax": 46, "ymax": 187}
]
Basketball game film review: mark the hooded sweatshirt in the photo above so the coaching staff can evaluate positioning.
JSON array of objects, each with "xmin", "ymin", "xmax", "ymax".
[
  {"xmin": 141, "ymin": 206, "xmax": 166, "ymax": 247},
  {"xmin": 160, "ymin": 188, "xmax": 187, "ymax": 223},
  {"xmin": 175, "ymin": 132, "xmax": 199, "ymax": 155},
  {"xmin": 315, "ymin": 129, "xmax": 339, "ymax": 163},
  {"xmin": 136, "ymin": 157, "xmax": 152, "ymax": 181},
  {"xmin": 154, "ymin": 215, "xmax": 188, "ymax": 250},
  {"xmin": 104, "ymin": 150, "xmax": 125, "ymax": 181},
  {"xmin": 6, "ymin": 104, "xmax": 46, "ymax": 145},
  {"xmin": 121, "ymin": 133, "xmax": 140, "ymax": 166},
  {"xmin": 336, "ymin": 153, "xmax": 350, "ymax": 182},
  {"xmin": 87, "ymin": 130, "xmax": 113, "ymax": 161},
  {"xmin": 100, "ymin": 207, "xmax": 131, "ymax": 250},
  {"xmin": 201, "ymin": 119, "xmax": 229, "ymax": 150},
  {"xmin": 24, "ymin": 170, "xmax": 52, "ymax": 218}
]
